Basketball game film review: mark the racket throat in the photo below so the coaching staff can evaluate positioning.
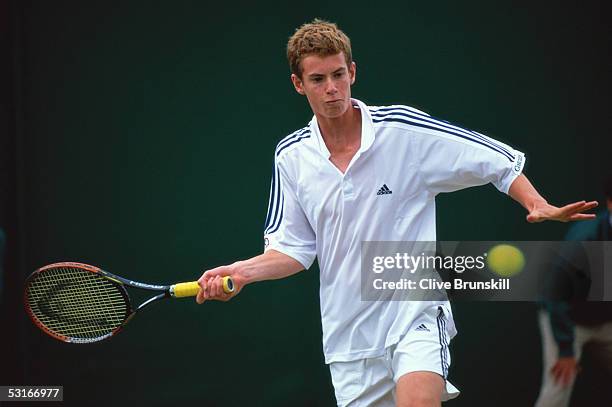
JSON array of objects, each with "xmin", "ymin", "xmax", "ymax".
[
  {"xmin": 135, "ymin": 292, "xmax": 169, "ymax": 312},
  {"xmin": 124, "ymin": 313, "xmax": 137, "ymax": 325}
]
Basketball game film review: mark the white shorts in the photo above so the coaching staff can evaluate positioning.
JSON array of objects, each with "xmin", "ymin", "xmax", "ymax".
[{"xmin": 329, "ymin": 305, "xmax": 460, "ymax": 406}]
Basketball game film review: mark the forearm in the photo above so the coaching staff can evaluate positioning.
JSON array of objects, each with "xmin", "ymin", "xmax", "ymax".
[
  {"xmin": 508, "ymin": 174, "xmax": 548, "ymax": 212},
  {"xmin": 545, "ymin": 302, "xmax": 576, "ymax": 357},
  {"xmin": 234, "ymin": 249, "xmax": 305, "ymax": 285},
  {"xmin": 196, "ymin": 249, "xmax": 305, "ymax": 303},
  {"xmin": 507, "ymin": 174, "xmax": 597, "ymax": 223}
]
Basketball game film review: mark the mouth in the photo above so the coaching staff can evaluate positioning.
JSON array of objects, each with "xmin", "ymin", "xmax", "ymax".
[{"xmin": 325, "ymin": 99, "xmax": 342, "ymax": 104}]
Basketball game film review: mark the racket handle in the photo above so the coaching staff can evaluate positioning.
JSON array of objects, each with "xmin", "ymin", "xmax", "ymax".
[
  {"xmin": 171, "ymin": 277, "xmax": 234, "ymax": 298},
  {"xmin": 222, "ymin": 276, "xmax": 235, "ymax": 293}
]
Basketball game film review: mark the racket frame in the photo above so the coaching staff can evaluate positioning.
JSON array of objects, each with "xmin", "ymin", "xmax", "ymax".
[{"xmin": 24, "ymin": 262, "xmax": 182, "ymax": 344}]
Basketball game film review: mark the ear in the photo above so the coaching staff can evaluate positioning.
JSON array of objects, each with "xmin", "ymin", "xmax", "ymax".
[
  {"xmin": 349, "ymin": 61, "xmax": 357, "ymax": 85},
  {"xmin": 291, "ymin": 73, "xmax": 306, "ymax": 95}
]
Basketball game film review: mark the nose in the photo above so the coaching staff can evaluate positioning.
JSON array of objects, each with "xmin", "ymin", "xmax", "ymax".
[{"xmin": 325, "ymin": 78, "xmax": 338, "ymax": 95}]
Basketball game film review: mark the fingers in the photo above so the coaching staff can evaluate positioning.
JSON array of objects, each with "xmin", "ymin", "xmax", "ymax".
[
  {"xmin": 196, "ymin": 288, "xmax": 205, "ymax": 304},
  {"xmin": 210, "ymin": 275, "xmax": 221, "ymax": 297},
  {"xmin": 568, "ymin": 213, "xmax": 597, "ymax": 221},
  {"xmin": 196, "ymin": 268, "xmax": 234, "ymax": 304},
  {"xmin": 526, "ymin": 209, "xmax": 547, "ymax": 223},
  {"xmin": 561, "ymin": 367, "xmax": 574, "ymax": 387},
  {"xmin": 551, "ymin": 364, "xmax": 561, "ymax": 385},
  {"xmin": 529, "ymin": 200, "xmax": 598, "ymax": 223},
  {"xmin": 558, "ymin": 200, "xmax": 598, "ymax": 222},
  {"xmin": 560, "ymin": 200, "xmax": 598, "ymax": 216},
  {"xmin": 196, "ymin": 276, "xmax": 208, "ymax": 304},
  {"xmin": 559, "ymin": 200, "xmax": 587, "ymax": 212},
  {"xmin": 550, "ymin": 364, "xmax": 571, "ymax": 387},
  {"xmin": 201, "ymin": 266, "xmax": 226, "ymax": 280},
  {"xmin": 550, "ymin": 360, "xmax": 578, "ymax": 387},
  {"xmin": 526, "ymin": 213, "xmax": 541, "ymax": 223},
  {"xmin": 197, "ymin": 274, "xmax": 217, "ymax": 303}
]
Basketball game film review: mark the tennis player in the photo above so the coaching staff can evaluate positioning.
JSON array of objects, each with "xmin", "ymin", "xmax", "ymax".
[{"xmin": 196, "ymin": 19, "xmax": 597, "ymax": 407}]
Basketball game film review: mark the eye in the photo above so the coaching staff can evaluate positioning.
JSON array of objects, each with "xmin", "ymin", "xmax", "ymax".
[{"xmin": 334, "ymin": 72, "xmax": 344, "ymax": 78}]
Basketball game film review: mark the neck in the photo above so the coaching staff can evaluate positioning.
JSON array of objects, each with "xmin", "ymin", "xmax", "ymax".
[{"xmin": 316, "ymin": 103, "xmax": 361, "ymax": 152}]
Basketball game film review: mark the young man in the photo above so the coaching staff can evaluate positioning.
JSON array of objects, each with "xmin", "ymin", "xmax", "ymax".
[{"xmin": 196, "ymin": 19, "xmax": 597, "ymax": 407}]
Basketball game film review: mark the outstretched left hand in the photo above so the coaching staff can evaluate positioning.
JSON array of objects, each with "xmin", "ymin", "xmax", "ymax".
[{"xmin": 526, "ymin": 200, "xmax": 598, "ymax": 223}]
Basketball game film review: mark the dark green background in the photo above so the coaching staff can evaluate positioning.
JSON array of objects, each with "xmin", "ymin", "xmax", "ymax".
[{"xmin": 2, "ymin": 1, "xmax": 610, "ymax": 406}]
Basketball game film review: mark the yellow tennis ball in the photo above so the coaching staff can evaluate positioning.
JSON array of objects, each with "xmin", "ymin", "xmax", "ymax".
[{"xmin": 486, "ymin": 244, "xmax": 525, "ymax": 277}]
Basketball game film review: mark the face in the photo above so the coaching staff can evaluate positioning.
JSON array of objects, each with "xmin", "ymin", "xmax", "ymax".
[{"xmin": 291, "ymin": 52, "xmax": 356, "ymax": 119}]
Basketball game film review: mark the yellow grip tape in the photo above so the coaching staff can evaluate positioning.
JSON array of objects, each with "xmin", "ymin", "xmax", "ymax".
[
  {"xmin": 172, "ymin": 281, "xmax": 201, "ymax": 298},
  {"xmin": 172, "ymin": 277, "xmax": 234, "ymax": 298},
  {"xmin": 222, "ymin": 276, "xmax": 234, "ymax": 293}
]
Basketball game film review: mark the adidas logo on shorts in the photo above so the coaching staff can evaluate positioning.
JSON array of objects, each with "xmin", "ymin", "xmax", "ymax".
[{"xmin": 415, "ymin": 324, "xmax": 430, "ymax": 332}]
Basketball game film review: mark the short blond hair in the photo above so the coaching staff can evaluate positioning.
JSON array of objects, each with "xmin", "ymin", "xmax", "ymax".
[{"xmin": 287, "ymin": 19, "xmax": 352, "ymax": 78}]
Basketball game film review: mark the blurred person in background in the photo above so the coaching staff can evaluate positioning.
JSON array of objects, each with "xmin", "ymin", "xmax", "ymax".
[{"xmin": 535, "ymin": 175, "xmax": 612, "ymax": 407}]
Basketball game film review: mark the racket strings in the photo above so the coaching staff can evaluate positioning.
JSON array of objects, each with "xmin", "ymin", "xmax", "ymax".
[{"xmin": 26, "ymin": 267, "xmax": 129, "ymax": 340}]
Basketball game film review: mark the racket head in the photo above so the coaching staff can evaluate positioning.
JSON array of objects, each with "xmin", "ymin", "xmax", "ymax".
[{"xmin": 24, "ymin": 262, "xmax": 133, "ymax": 343}]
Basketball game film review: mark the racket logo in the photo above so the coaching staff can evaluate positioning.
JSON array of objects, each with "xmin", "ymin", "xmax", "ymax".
[{"xmin": 37, "ymin": 282, "xmax": 111, "ymax": 329}]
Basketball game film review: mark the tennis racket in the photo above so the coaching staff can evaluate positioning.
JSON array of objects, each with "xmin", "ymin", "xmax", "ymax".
[{"xmin": 24, "ymin": 261, "xmax": 234, "ymax": 344}]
